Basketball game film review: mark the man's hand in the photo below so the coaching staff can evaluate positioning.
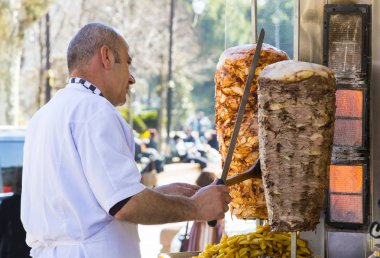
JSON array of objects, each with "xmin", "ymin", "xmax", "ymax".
[
  {"xmin": 191, "ymin": 182, "xmax": 231, "ymax": 221},
  {"xmin": 154, "ymin": 183, "xmax": 200, "ymax": 197}
]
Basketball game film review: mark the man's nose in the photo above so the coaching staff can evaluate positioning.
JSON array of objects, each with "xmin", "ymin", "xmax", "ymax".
[{"xmin": 129, "ymin": 74, "xmax": 136, "ymax": 84}]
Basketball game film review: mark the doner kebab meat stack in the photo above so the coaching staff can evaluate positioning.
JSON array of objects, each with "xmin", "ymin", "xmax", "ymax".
[
  {"xmin": 258, "ymin": 60, "xmax": 336, "ymax": 231},
  {"xmin": 214, "ymin": 44, "xmax": 289, "ymax": 219}
]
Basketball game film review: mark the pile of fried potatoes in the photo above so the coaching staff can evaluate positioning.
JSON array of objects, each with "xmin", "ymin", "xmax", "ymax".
[{"xmin": 192, "ymin": 225, "xmax": 311, "ymax": 258}]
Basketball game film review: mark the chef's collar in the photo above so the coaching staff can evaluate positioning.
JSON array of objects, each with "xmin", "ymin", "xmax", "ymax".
[{"xmin": 68, "ymin": 77, "xmax": 103, "ymax": 97}]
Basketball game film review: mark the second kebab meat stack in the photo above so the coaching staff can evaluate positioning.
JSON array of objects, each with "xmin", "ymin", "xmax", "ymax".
[{"xmin": 258, "ymin": 60, "xmax": 336, "ymax": 231}]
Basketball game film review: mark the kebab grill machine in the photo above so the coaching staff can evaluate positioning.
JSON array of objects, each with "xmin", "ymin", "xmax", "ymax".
[
  {"xmin": 192, "ymin": 0, "xmax": 380, "ymax": 257},
  {"xmin": 294, "ymin": 1, "xmax": 380, "ymax": 257}
]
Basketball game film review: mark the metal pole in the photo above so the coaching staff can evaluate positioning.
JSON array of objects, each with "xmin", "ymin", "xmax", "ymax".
[
  {"xmin": 293, "ymin": 0, "xmax": 300, "ymax": 61},
  {"xmin": 166, "ymin": 0, "xmax": 175, "ymax": 142},
  {"xmin": 291, "ymin": 231, "xmax": 297, "ymax": 258},
  {"xmin": 45, "ymin": 12, "xmax": 51, "ymax": 103},
  {"xmin": 224, "ymin": 0, "xmax": 227, "ymax": 49},
  {"xmin": 251, "ymin": 0, "xmax": 257, "ymax": 43},
  {"xmin": 255, "ymin": 218, "xmax": 261, "ymax": 227}
]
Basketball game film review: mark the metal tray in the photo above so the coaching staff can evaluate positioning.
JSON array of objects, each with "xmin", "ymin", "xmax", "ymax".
[{"xmin": 158, "ymin": 252, "xmax": 200, "ymax": 258}]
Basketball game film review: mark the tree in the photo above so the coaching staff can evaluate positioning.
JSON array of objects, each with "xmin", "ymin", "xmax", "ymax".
[
  {"xmin": 19, "ymin": 0, "xmax": 202, "ymax": 150},
  {"xmin": 257, "ymin": 0, "xmax": 293, "ymax": 57},
  {"xmin": 0, "ymin": 0, "xmax": 56, "ymax": 125},
  {"xmin": 190, "ymin": 0, "xmax": 252, "ymax": 121},
  {"xmin": 187, "ymin": 0, "xmax": 293, "ymax": 123},
  {"xmin": 16, "ymin": 0, "xmax": 293, "ymax": 134}
]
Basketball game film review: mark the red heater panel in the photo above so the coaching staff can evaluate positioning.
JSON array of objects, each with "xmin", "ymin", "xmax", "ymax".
[
  {"xmin": 330, "ymin": 195, "xmax": 363, "ymax": 223},
  {"xmin": 333, "ymin": 119, "xmax": 362, "ymax": 146},
  {"xmin": 335, "ymin": 89, "xmax": 363, "ymax": 118}
]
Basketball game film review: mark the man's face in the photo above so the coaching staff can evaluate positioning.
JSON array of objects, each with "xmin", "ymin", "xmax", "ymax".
[{"xmin": 108, "ymin": 38, "xmax": 135, "ymax": 106}]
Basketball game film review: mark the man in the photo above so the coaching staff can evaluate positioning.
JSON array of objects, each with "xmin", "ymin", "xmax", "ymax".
[{"xmin": 21, "ymin": 23, "xmax": 230, "ymax": 258}]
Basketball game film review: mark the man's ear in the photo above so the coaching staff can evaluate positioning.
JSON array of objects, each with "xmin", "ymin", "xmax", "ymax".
[{"xmin": 99, "ymin": 45, "xmax": 115, "ymax": 70}]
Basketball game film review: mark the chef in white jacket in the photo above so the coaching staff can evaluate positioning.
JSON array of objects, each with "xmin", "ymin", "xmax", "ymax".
[{"xmin": 21, "ymin": 22, "xmax": 231, "ymax": 258}]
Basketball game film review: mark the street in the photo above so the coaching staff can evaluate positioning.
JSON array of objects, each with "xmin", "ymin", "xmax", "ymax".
[{"xmin": 139, "ymin": 163, "xmax": 202, "ymax": 258}]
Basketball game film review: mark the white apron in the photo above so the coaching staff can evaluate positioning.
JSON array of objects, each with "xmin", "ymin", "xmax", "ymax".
[{"xmin": 28, "ymin": 220, "xmax": 141, "ymax": 258}]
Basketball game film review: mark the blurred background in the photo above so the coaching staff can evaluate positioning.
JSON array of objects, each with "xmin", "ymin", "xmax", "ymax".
[
  {"xmin": 0, "ymin": 0, "xmax": 294, "ymax": 257},
  {"xmin": 0, "ymin": 0, "xmax": 294, "ymax": 151}
]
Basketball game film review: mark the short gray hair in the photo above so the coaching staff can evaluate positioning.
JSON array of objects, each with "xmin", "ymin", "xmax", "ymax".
[{"xmin": 67, "ymin": 22, "xmax": 122, "ymax": 72}]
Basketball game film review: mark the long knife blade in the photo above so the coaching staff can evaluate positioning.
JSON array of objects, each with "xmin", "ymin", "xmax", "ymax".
[{"xmin": 220, "ymin": 29, "xmax": 265, "ymax": 182}]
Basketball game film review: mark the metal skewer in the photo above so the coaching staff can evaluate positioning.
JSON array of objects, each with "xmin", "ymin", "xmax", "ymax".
[
  {"xmin": 291, "ymin": 231, "xmax": 297, "ymax": 258},
  {"xmin": 256, "ymin": 218, "xmax": 261, "ymax": 228}
]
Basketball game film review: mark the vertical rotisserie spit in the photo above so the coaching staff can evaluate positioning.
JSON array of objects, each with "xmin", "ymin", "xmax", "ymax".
[
  {"xmin": 258, "ymin": 60, "xmax": 336, "ymax": 231},
  {"xmin": 214, "ymin": 44, "xmax": 289, "ymax": 219}
]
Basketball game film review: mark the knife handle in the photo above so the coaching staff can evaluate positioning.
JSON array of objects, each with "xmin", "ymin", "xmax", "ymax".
[{"xmin": 207, "ymin": 178, "xmax": 225, "ymax": 227}]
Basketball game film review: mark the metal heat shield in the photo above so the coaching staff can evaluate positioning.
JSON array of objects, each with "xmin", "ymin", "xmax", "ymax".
[
  {"xmin": 296, "ymin": 1, "xmax": 373, "ymax": 257},
  {"xmin": 324, "ymin": 4, "xmax": 370, "ymax": 230}
]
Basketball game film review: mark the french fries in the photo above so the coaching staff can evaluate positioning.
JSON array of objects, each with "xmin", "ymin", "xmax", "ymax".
[{"xmin": 193, "ymin": 225, "xmax": 311, "ymax": 258}]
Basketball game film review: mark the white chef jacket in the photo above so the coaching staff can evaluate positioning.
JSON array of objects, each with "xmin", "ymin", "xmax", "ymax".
[{"xmin": 21, "ymin": 79, "xmax": 146, "ymax": 258}]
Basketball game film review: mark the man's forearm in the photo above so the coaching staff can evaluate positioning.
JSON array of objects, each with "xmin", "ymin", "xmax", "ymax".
[{"xmin": 115, "ymin": 188, "xmax": 198, "ymax": 224}]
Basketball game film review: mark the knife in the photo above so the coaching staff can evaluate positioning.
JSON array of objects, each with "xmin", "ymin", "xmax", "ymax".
[
  {"xmin": 208, "ymin": 28, "xmax": 265, "ymax": 227},
  {"xmin": 225, "ymin": 159, "xmax": 261, "ymax": 186}
]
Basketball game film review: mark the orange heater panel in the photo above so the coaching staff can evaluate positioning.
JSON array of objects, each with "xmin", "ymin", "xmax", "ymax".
[
  {"xmin": 333, "ymin": 119, "xmax": 362, "ymax": 146},
  {"xmin": 330, "ymin": 165, "xmax": 363, "ymax": 193},
  {"xmin": 335, "ymin": 90, "xmax": 363, "ymax": 118},
  {"xmin": 329, "ymin": 165, "xmax": 364, "ymax": 224}
]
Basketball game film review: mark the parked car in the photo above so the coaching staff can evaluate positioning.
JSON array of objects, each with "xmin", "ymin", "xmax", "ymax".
[
  {"xmin": 0, "ymin": 127, "xmax": 31, "ymax": 258},
  {"xmin": 0, "ymin": 126, "xmax": 25, "ymax": 198}
]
